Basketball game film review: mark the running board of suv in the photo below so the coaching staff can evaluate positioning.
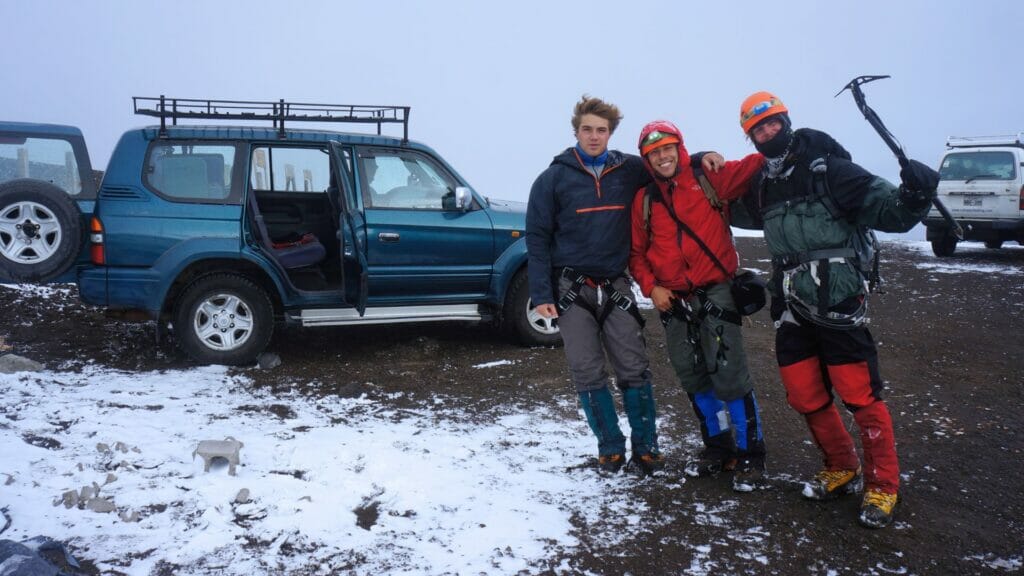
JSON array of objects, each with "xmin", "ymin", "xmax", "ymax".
[{"xmin": 291, "ymin": 304, "xmax": 484, "ymax": 327}]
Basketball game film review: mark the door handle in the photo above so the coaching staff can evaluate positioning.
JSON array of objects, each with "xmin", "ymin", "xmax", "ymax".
[{"xmin": 378, "ymin": 232, "xmax": 400, "ymax": 242}]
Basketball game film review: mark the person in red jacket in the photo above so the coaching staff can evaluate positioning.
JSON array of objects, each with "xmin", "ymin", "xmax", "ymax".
[{"xmin": 628, "ymin": 120, "xmax": 767, "ymax": 491}]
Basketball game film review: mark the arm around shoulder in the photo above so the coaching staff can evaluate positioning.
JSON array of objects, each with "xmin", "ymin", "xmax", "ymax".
[{"xmin": 707, "ymin": 152, "xmax": 764, "ymax": 201}]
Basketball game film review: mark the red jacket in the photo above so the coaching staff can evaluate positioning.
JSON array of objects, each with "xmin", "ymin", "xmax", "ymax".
[{"xmin": 629, "ymin": 146, "xmax": 763, "ymax": 297}]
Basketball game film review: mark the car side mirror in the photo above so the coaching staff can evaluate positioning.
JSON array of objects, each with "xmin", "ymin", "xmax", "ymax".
[{"xmin": 443, "ymin": 186, "xmax": 473, "ymax": 211}]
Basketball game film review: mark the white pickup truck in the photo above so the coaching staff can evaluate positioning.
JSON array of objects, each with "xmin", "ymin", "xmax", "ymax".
[{"xmin": 925, "ymin": 133, "xmax": 1024, "ymax": 256}]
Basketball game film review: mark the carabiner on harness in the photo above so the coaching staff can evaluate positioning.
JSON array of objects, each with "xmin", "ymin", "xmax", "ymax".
[{"xmin": 779, "ymin": 264, "xmax": 869, "ymax": 330}]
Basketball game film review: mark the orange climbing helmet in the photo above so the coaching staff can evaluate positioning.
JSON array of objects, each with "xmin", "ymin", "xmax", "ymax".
[
  {"xmin": 740, "ymin": 91, "xmax": 788, "ymax": 134},
  {"xmin": 638, "ymin": 120, "xmax": 682, "ymax": 157}
]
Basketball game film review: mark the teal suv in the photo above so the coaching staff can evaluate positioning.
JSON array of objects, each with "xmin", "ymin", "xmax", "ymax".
[{"xmin": 0, "ymin": 97, "xmax": 559, "ymax": 364}]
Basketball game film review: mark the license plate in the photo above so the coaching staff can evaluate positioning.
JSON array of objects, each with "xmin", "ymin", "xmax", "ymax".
[{"xmin": 964, "ymin": 198, "xmax": 983, "ymax": 207}]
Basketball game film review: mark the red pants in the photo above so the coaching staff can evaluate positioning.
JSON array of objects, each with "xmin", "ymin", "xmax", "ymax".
[{"xmin": 776, "ymin": 318, "xmax": 899, "ymax": 494}]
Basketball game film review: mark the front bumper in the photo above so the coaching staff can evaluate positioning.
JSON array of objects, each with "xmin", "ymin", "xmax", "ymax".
[{"xmin": 924, "ymin": 217, "xmax": 1024, "ymax": 241}]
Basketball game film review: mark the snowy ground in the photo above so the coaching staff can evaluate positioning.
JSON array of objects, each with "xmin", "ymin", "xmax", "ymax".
[
  {"xmin": 2, "ymin": 238, "xmax": 1023, "ymax": 575},
  {"xmin": 1, "ymin": 363, "xmax": 649, "ymax": 574}
]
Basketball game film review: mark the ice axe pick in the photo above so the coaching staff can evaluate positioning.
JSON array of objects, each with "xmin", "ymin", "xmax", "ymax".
[{"xmin": 836, "ymin": 75, "xmax": 964, "ymax": 240}]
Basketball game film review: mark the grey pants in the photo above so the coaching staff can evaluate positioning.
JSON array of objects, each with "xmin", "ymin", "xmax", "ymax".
[
  {"xmin": 664, "ymin": 282, "xmax": 753, "ymax": 401},
  {"xmin": 556, "ymin": 275, "xmax": 651, "ymax": 392}
]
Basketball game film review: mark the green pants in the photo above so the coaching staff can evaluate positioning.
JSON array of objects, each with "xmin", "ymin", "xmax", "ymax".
[{"xmin": 664, "ymin": 282, "xmax": 754, "ymax": 401}]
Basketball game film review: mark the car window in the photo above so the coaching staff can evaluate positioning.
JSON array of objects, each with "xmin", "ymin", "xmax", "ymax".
[
  {"xmin": 0, "ymin": 136, "xmax": 83, "ymax": 195},
  {"xmin": 251, "ymin": 146, "xmax": 330, "ymax": 193},
  {"xmin": 145, "ymin": 143, "xmax": 236, "ymax": 201},
  {"xmin": 939, "ymin": 151, "xmax": 1016, "ymax": 181},
  {"xmin": 359, "ymin": 149, "xmax": 455, "ymax": 210}
]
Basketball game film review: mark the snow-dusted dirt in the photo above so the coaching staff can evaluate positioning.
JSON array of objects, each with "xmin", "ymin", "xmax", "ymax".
[{"xmin": 1, "ymin": 238, "xmax": 1022, "ymax": 575}]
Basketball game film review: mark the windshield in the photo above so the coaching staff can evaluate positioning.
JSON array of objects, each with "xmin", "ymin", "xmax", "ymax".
[{"xmin": 939, "ymin": 151, "xmax": 1016, "ymax": 182}]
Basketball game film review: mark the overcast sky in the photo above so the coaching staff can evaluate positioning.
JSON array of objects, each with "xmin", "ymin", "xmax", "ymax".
[{"xmin": 6, "ymin": 0, "xmax": 1023, "ymax": 210}]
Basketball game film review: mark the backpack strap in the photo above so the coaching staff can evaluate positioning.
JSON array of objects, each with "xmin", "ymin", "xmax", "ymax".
[
  {"xmin": 759, "ymin": 157, "xmax": 840, "ymax": 217},
  {"xmin": 809, "ymin": 157, "xmax": 843, "ymax": 220},
  {"xmin": 643, "ymin": 185, "xmax": 654, "ymax": 240},
  {"xmin": 771, "ymin": 248, "xmax": 857, "ymax": 269},
  {"xmin": 646, "ymin": 170, "xmax": 727, "ymax": 239},
  {"xmin": 647, "ymin": 181, "xmax": 732, "ymax": 280},
  {"xmin": 771, "ymin": 156, "xmax": 883, "ymax": 320},
  {"xmin": 809, "ymin": 156, "xmax": 883, "ymax": 294},
  {"xmin": 692, "ymin": 164, "xmax": 725, "ymax": 216},
  {"xmin": 646, "ymin": 178, "xmax": 742, "ymax": 325},
  {"xmin": 644, "ymin": 182, "xmax": 684, "ymax": 249}
]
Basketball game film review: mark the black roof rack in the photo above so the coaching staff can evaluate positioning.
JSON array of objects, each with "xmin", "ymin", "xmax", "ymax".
[{"xmin": 133, "ymin": 95, "xmax": 410, "ymax": 141}]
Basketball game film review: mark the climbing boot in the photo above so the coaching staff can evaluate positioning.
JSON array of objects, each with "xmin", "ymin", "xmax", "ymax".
[
  {"xmin": 597, "ymin": 453, "xmax": 626, "ymax": 474},
  {"xmin": 683, "ymin": 444, "xmax": 737, "ymax": 478},
  {"xmin": 802, "ymin": 468, "xmax": 863, "ymax": 501},
  {"xmin": 626, "ymin": 452, "xmax": 666, "ymax": 476},
  {"xmin": 731, "ymin": 445, "xmax": 767, "ymax": 493},
  {"xmin": 859, "ymin": 489, "xmax": 900, "ymax": 529}
]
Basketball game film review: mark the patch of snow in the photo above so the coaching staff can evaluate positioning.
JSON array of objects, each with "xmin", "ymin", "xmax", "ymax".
[
  {"xmin": 472, "ymin": 359, "xmax": 514, "ymax": 369},
  {"xmin": 0, "ymin": 365, "xmax": 653, "ymax": 575},
  {"xmin": 883, "ymin": 240, "xmax": 1024, "ymax": 275},
  {"xmin": 0, "ymin": 283, "xmax": 75, "ymax": 298},
  {"xmin": 965, "ymin": 553, "xmax": 1023, "ymax": 571},
  {"xmin": 731, "ymin": 228, "xmax": 763, "ymax": 238}
]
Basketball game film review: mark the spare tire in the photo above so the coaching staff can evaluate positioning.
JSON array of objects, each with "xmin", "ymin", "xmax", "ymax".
[{"xmin": 0, "ymin": 179, "xmax": 83, "ymax": 282}]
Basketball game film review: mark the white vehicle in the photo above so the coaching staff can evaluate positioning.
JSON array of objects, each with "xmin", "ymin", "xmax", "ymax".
[{"xmin": 925, "ymin": 133, "xmax": 1024, "ymax": 256}]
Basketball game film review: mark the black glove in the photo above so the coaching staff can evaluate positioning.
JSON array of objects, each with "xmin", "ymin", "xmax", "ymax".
[
  {"xmin": 898, "ymin": 159, "xmax": 939, "ymax": 210},
  {"xmin": 900, "ymin": 159, "xmax": 939, "ymax": 192}
]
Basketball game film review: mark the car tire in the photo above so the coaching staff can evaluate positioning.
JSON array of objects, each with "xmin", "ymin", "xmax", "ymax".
[
  {"xmin": 0, "ymin": 179, "xmax": 82, "ymax": 282},
  {"xmin": 174, "ymin": 274, "xmax": 274, "ymax": 365},
  {"xmin": 984, "ymin": 240, "xmax": 1003, "ymax": 249},
  {"xmin": 504, "ymin": 269, "xmax": 561, "ymax": 347},
  {"xmin": 931, "ymin": 235, "xmax": 957, "ymax": 257}
]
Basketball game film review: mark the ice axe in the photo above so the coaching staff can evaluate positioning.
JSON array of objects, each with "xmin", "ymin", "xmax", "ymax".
[{"xmin": 836, "ymin": 75, "xmax": 964, "ymax": 240}]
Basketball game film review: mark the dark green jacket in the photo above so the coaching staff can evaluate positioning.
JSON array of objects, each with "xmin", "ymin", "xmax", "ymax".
[{"xmin": 745, "ymin": 129, "xmax": 928, "ymax": 307}]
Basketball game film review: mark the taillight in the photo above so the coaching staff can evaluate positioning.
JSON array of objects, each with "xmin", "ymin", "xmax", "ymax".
[
  {"xmin": 1019, "ymin": 185, "xmax": 1024, "ymax": 210},
  {"xmin": 89, "ymin": 217, "xmax": 105, "ymax": 265}
]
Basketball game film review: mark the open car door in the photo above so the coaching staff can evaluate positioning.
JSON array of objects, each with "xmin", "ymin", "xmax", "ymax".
[{"xmin": 329, "ymin": 142, "xmax": 368, "ymax": 316}]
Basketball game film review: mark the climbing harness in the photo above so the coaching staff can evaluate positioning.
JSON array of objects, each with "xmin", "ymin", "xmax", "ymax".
[{"xmin": 556, "ymin": 267, "xmax": 645, "ymax": 329}]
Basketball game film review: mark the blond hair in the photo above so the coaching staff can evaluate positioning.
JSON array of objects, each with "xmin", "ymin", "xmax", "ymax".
[{"xmin": 571, "ymin": 95, "xmax": 622, "ymax": 134}]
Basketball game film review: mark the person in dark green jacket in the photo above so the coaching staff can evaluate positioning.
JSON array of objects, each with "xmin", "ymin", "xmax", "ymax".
[{"xmin": 736, "ymin": 91, "xmax": 938, "ymax": 529}]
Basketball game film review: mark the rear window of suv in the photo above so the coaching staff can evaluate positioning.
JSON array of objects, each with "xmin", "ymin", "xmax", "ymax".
[
  {"xmin": 939, "ymin": 151, "xmax": 1016, "ymax": 181},
  {"xmin": 0, "ymin": 135, "xmax": 83, "ymax": 195},
  {"xmin": 144, "ymin": 142, "xmax": 239, "ymax": 201}
]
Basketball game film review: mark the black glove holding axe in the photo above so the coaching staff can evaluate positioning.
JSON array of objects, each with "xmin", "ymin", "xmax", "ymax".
[{"xmin": 898, "ymin": 159, "xmax": 940, "ymax": 211}]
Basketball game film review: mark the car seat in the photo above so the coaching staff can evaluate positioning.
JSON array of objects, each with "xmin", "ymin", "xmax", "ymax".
[{"xmin": 246, "ymin": 192, "xmax": 326, "ymax": 269}]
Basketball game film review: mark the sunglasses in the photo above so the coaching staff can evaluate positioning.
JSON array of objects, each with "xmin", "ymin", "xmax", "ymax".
[{"xmin": 741, "ymin": 97, "xmax": 782, "ymax": 125}]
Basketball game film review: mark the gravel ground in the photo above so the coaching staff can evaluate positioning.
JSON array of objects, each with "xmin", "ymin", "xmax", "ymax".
[{"xmin": 2, "ymin": 238, "xmax": 1022, "ymax": 575}]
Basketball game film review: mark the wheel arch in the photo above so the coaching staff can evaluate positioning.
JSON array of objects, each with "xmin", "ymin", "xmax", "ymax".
[
  {"xmin": 488, "ymin": 237, "xmax": 529, "ymax": 309},
  {"xmin": 159, "ymin": 257, "xmax": 283, "ymax": 322}
]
